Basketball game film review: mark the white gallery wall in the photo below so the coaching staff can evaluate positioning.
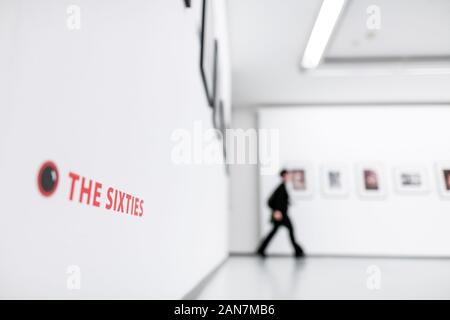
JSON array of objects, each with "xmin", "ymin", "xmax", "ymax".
[
  {"xmin": 0, "ymin": 0, "xmax": 231, "ymax": 298},
  {"xmin": 228, "ymin": 74, "xmax": 450, "ymax": 254},
  {"xmin": 257, "ymin": 105, "xmax": 450, "ymax": 256}
]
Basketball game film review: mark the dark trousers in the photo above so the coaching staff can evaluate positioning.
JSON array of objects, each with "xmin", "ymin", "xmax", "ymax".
[{"xmin": 257, "ymin": 217, "xmax": 303, "ymax": 255}]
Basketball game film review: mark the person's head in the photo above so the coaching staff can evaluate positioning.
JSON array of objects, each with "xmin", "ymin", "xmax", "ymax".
[{"xmin": 280, "ymin": 169, "xmax": 290, "ymax": 182}]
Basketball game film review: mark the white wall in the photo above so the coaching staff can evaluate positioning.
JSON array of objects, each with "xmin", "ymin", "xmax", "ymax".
[
  {"xmin": 230, "ymin": 102, "xmax": 445, "ymax": 254},
  {"xmin": 233, "ymin": 105, "xmax": 450, "ymax": 257},
  {"xmin": 229, "ymin": 109, "xmax": 260, "ymax": 253},
  {"xmin": 0, "ymin": 0, "xmax": 231, "ymax": 299}
]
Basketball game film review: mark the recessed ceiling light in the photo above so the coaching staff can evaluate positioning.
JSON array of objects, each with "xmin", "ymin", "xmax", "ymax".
[{"xmin": 301, "ymin": 0, "xmax": 346, "ymax": 69}]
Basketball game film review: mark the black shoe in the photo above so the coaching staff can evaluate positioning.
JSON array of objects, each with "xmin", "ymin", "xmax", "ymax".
[
  {"xmin": 256, "ymin": 249, "xmax": 267, "ymax": 258},
  {"xmin": 294, "ymin": 246, "xmax": 305, "ymax": 258}
]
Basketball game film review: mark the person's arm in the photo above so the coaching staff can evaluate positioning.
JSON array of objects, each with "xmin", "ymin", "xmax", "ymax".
[
  {"xmin": 268, "ymin": 185, "xmax": 283, "ymax": 221},
  {"xmin": 267, "ymin": 193, "xmax": 276, "ymax": 210},
  {"xmin": 272, "ymin": 210, "xmax": 283, "ymax": 221},
  {"xmin": 268, "ymin": 185, "xmax": 284, "ymax": 209}
]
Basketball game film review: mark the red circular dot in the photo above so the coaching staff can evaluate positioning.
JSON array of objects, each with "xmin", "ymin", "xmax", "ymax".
[{"xmin": 37, "ymin": 161, "xmax": 59, "ymax": 197}]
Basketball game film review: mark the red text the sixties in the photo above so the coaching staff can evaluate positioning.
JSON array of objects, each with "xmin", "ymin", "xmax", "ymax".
[{"xmin": 68, "ymin": 172, "xmax": 144, "ymax": 217}]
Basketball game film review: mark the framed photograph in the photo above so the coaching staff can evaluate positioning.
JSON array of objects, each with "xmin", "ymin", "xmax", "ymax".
[
  {"xmin": 320, "ymin": 165, "xmax": 349, "ymax": 197},
  {"xmin": 286, "ymin": 164, "xmax": 313, "ymax": 198},
  {"xmin": 393, "ymin": 166, "xmax": 429, "ymax": 194},
  {"xmin": 435, "ymin": 163, "xmax": 450, "ymax": 198},
  {"xmin": 218, "ymin": 101, "xmax": 229, "ymax": 175},
  {"xmin": 210, "ymin": 43, "xmax": 229, "ymax": 175},
  {"xmin": 200, "ymin": 0, "xmax": 217, "ymax": 107},
  {"xmin": 292, "ymin": 169, "xmax": 306, "ymax": 190},
  {"xmin": 212, "ymin": 99, "xmax": 228, "ymax": 174},
  {"xmin": 356, "ymin": 164, "xmax": 386, "ymax": 198},
  {"xmin": 212, "ymin": 41, "xmax": 222, "ymax": 136}
]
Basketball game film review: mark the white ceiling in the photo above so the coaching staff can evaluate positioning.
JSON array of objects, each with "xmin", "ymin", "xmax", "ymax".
[
  {"xmin": 328, "ymin": 0, "xmax": 450, "ymax": 59},
  {"xmin": 226, "ymin": 0, "xmax": 450, "ymax": 107}
]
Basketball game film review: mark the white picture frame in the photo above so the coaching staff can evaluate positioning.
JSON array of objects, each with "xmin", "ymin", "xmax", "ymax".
[
  {"xmin": 435, "ymin": 163, "xmax": 450, "ymax": 198},
  {"xmin": 320, "ymin": 164, "xmax": 349, "ymax": 198},
  {"xmin": 285, "ymin": 163, "xmax": 313, "ymax": 199},
  {"xmin": 356, "ymin": 163, "xmax": 386, "ymax": 198},
  {"xmin": 393, "ymin": 166, "xmax": 429, "ymax": 194}
]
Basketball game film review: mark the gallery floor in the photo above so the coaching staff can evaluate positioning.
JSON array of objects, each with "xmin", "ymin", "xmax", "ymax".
[{"xmin": 188, "ymin": 255, "xmax": 450, "ymax": 299}]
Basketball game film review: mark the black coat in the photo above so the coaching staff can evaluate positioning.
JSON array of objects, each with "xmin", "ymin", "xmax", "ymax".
[{"xmin": 267, "ymin": 183, "xmax": 290, "ymax": 222}]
